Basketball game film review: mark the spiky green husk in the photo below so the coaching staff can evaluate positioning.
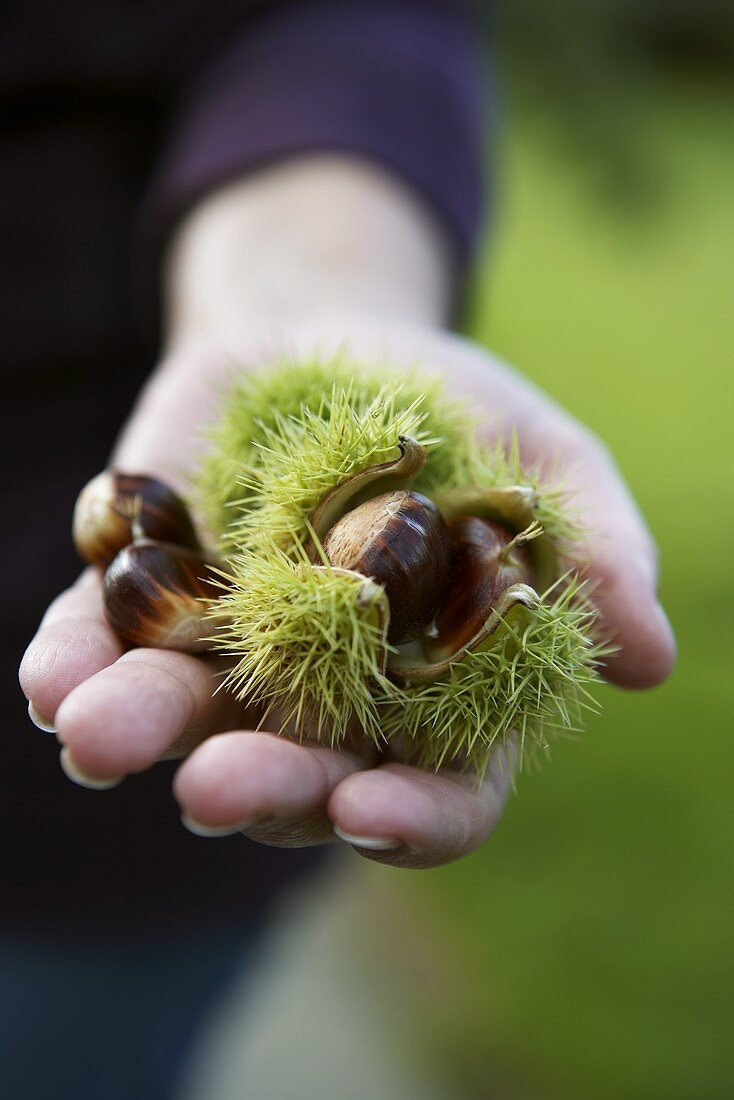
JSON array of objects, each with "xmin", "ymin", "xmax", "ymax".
[
  {"xmin": 226, "ymin": 388, "xmax": 430, "ymax": 555},
  {"xmin": 195, "ymin": 356, "xmax": 604, "ymax": 777},
  {"xmin": 436, "ymin": 433, "xmax": 581, "ymax": 556},
  {"xmin": 194, "ymin": 353, "xmax": 470, "ymax": 552},
  {"xmin": 208, "ymin": 543, "xmax": 394, "ymax": 746},
  {"xmin": 382, "ymin": 577, "xmax": 608, "ymax": 777}
]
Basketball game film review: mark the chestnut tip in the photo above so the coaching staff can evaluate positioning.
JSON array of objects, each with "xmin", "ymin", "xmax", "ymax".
[
  {"xmin": 102, "ymin": 539, "xmax": 219, "ymax": 653},
  {"xmin": 73, "ymin": 469, "xmax": 200, "ymax": 567}
]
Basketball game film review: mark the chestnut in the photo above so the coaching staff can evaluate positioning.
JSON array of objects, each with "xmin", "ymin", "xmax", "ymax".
[
  {"xmin": 428, "ymin": 516, "xmax": 537, "ymax": 659},
  {"xmin": 103, "ymin": 539, "xmax": 219, "ymax": 652},
  {"xmin": 322, "ymin": 490, "xmax": 451, "ymax": 645},
  {"xmin": 73, "ymin": 470, "xmax": 199, "ymax": 567}
]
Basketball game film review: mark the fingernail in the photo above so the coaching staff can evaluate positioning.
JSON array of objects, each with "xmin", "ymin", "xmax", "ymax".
[
  {"xmin": 59, "ymin": 747, "xmax": 124, "ymax": 791},
  {"xmin": 180, "ymin": 813, "xmax": 242, "ymax": 838},
  {"xmin": 28, "ymin": 701, "xmax": 57, "ymax": 733},
  {"xmin": 333, "ymin": 826, "xmax": 401, "ymax": 851}
]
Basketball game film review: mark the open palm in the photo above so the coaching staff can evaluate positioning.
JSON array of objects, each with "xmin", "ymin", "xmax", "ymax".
[{"xmin": 19, "ymin": 319, "xmax": 676, "ymax": 868}]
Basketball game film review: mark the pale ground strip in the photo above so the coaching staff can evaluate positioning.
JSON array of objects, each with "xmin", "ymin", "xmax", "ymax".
[{"xmin": 179, "ymin": 856, "xmax": 457, "ymax": 1100}]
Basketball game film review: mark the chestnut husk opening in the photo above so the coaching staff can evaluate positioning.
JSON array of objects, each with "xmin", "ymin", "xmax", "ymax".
[{"xmin": 426, "ymin": 515, "xmax": 536, "ymax": 662}]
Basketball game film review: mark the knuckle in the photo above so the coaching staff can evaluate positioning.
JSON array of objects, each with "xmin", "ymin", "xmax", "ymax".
[
  {"xmin": 23, "ymin": 620, "xmax": 111, "ymax": 693},
  {"xmin": 244, "ymin": 813, "xmax": 334, "ymax": 848}
]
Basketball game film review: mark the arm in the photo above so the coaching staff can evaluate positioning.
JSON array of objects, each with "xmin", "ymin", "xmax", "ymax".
[
  {"xmin": 110, "ymin": 154, "xmax": 455, "ymax": 479},
  {"xmin": 19, "ymin": 157, "xmax": 675, "ymax": 867}
]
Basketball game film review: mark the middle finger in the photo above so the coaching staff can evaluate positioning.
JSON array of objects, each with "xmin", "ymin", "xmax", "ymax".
[
  {"xmin": 173, "ymin": 731, "xmax": 370, "ymax": 846},
  {"xmin": 55, "ymin": 648, "xmax": 243, "ymax": 785}
]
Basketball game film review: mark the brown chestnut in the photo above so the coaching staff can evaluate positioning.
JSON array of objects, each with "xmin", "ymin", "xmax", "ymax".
[
  {"xmin": 103, "ymin": 539, "xmax": 219, "ymax": 652},
  {"xmin": 73, "ymin": 470, "xmax": 199, "ymax": 567},
  {"xmin": 322, "ymin": 490, "xmax": 450, "ymax": 645},
  {"xmin": 429, "ymin": 516, "xmax": 536, "ymax": 658}
]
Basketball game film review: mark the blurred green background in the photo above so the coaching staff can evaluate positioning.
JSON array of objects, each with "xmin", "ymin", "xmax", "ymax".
[
  {"xmin": 375, "ymin": 20, "xmax": 733, "ymax": 1100},
  {"xmin": 181, "ymin": 13, "xmax": 733, "ymax": 1099}
]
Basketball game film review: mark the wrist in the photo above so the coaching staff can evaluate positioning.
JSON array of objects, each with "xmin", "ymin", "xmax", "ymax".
[{"xmin": 162, "ymin": 154, "xmax": 456, "ymax": 352}]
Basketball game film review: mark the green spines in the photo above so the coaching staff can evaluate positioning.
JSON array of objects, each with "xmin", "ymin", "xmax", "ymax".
[
  {"xmin": 209, "ymin": 543, "xmax": 393, "ymax": 747},
  {"xmin": 227, "ymin": 388, "xmax": 427, "ymax": 554},
  {"xmin": 194, "ymin": 352, "xmax": 469, "ymax": 552},
  {"xmin": 382, "ymin": 576, "xmax": 608, "ymax": 775},
  {"xmin": 197, "ymin": 356, "xmax": 605, "ymax": 777},
  {"xmin": 437, "ymin": 433, "xmax": 581, "ymax": 556}
]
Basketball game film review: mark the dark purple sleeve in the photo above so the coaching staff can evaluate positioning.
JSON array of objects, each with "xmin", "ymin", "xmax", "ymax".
[{"xmin": 143, "ymin": 0, "xmax": 485, "ymax": 276}]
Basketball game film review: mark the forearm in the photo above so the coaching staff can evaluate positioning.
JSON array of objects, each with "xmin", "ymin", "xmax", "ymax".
[
  {"xmin": 162, "ymin": 154, "xmax": 457, "ymax": 350},
  {"xmin": 113, "ymin": 155, "xmax": 457, "ymax": 478}
]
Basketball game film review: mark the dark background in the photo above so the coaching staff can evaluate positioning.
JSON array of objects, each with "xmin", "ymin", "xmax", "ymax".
[{"xmin": 366, "ymin": 5, "xmax": 733, "ymax": 1099}]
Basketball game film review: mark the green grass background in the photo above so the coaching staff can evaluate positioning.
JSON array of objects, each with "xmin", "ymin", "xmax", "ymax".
[{"xmin": 395, "ymin": 76, "xmax": 733, "ymax": 1100}]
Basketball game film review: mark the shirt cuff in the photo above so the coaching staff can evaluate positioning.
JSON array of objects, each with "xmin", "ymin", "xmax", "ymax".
[{"xmin": 139, "ymin": 0, "xmax": 485, "ymax": 314}]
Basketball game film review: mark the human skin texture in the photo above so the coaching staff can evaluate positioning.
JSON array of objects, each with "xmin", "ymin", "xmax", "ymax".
[{"xmin": 19, "ymin": 155, "xmax": 676, "ymax": 869}]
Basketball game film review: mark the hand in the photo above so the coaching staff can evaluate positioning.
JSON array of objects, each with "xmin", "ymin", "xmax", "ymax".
[{"xmin": 18, "ymin": 316, "xmax": 676, "ymax": 869}]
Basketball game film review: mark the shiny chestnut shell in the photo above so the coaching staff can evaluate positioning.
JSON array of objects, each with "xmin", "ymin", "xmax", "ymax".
[
  {"xmin": 322, "ymin": 490, "xmax": 450, "ymax": 644},
  {"xmin": 73, "ymin": 470, "xmax": 199, "ymax": 567},
  {"xmin": 103, "ymin": 539, "xmax": 218, "ymax": 652},
  {"xmin": 432, "ymin": 516, "xmax": 534, "ymax": 656}
]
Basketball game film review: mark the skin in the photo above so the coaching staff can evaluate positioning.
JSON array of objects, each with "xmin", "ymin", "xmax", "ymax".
[{"xmin": 18, "ymin": 155, "xmax": 676, "ymax": 869}]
